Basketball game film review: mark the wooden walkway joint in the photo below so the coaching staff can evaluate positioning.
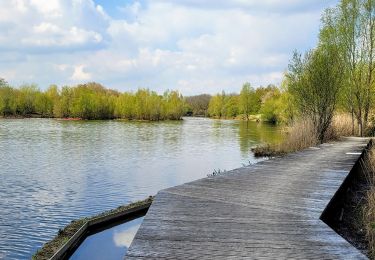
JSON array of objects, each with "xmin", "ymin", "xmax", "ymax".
[{"xmin": 126, "ymin": 137, "xmax": 370, "ymax": 259}]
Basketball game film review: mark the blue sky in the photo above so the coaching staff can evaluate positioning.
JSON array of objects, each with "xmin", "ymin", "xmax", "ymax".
[{"xmin": 0, "ymin": 0, "xmax": 338, "ymax": 95}]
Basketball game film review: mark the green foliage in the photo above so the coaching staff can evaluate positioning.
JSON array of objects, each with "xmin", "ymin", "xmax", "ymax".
[
  {"xmin": 163, "ymin": 90, "xmax": 185, "ymax": 120},
  {"xmin": 208, "ymin": 93, "xmax": 225, "ymax": 118},
  {"xmin": 207, "ymin": 92, "xmax": 240, "ymax": 118},
  {"xmin": 260, "ymin": 89, "xmax": 282, "ymax": 124},
  {"xmin": 223, "ymin": 95, "xmax": 239, "ymax": 118},
  {"xmin": 207, "ymin": 85, "xmax": 291, "ymax": 123},
  {"xmin": 239, "ymin": 83, "xmax": 261, "ymax": 120},
  {"xmin": 322, "ymin": 0, "xmax": 375, "ymax": 136},
  {"xmin": 0, "ymin": 82, "xmax": 185, "ymax": 120},
  {"xmin": 0, "ymin": 86, "xmax": 17, "ymax": 116},
  {"xmin": 286, "ymin": 46, "xmax": 344, "ymax": 142}
]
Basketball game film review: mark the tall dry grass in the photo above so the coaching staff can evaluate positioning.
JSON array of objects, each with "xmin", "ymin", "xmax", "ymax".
[
  {"xmin": 362, "ymin": 147, "xmax": 375, "ymax": 258},
  {"xmin": 325, "ymin": 113, "xmax": 358, "ymax": 139},
  {"xmin": 280, "ymin": 119, "xmax": 318, "ymax": 152},
  {"xmin": 252, "ymin": 119, "xmax": 318, "ymax": 156},
  {"xmin": 252, "ymin": 113, "xmax": 357, "ymax": 157}
]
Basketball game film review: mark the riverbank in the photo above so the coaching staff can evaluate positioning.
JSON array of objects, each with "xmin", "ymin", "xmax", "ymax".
[
  {"xmin": 32, "ymin": 197, "xmax": 153, "ymax": 260},
  {"xmin": 207, "ymin": 114, "xmax": 262, "ymax": 121}
]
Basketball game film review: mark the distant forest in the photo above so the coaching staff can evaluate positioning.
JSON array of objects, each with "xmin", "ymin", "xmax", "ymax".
[
  {"xmin": 0, "ymin": 78, "xmax": 289, "ymax": 123},
  {"xmin": 0, "ymin": 80, "xmax": 185, "ymax": 120}
]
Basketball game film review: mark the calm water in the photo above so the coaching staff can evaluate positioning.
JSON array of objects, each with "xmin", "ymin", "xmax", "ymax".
[
  {"xmin": 0, "ymin": 117, "xmax": 282, "ymax": 259},
  {"xmin": 70, "ymin": 218, "xmax": 144, "ymax": 260}
]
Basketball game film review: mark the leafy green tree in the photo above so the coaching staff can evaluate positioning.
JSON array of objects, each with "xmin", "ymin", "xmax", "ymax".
[
  {"xmin": 208, "ymin": 93, "xmax": 225, "ymax": 118},
  {"xmin": 223, "ymin": 95, "xmax": 239, "ymax": 118},
  {"xmin": 239, "ymin": 83, "xmax": 261, "ymax": 120},
  {"xmin": 325, "ymin": 0, "xmax": 375, "ymax": 136},
  {"xmin": 115, "ymin": 92, "xmax": 136, "ymax": 119},
  {"xmin": 163, "ymin": 90, "xmax": 185, "ymax": 120},
  {"xmin": 16, "ymin": 85, "xmax": 40, "ymax": 116},
  {"xmin": 35, "ymin": 92, "xmax": 53, "ymax": 117},
  {"xmin": 0, "ymin": 86, "xmax": 16, "ymax": 116},
  {"xmin": 287, "ymin": 46, "xmax": 344, "ymax": 142},
  {"xmin": 58, "ymin": 86, "xmax": 73, "ymax": 118}
]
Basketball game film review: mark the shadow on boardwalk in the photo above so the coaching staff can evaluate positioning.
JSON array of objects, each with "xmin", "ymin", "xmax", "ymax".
[{"xmin": 127, "ymin": 137, "xmax": 369, "ymax": 259}]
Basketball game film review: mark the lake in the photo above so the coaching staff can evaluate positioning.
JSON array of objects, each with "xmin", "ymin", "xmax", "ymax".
[{"xmin": 0, "ymin": 117, "xmax": 282, "ymax": 259}]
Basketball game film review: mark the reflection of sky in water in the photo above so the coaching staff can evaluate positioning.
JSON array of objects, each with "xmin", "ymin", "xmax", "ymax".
[
  {"xmin": 70, "ymin": 218, "xmax": 144, "ymax": 260},
  {"xmin": 0, "ymin": 118, "xmax": 282, "ymax": 259}
]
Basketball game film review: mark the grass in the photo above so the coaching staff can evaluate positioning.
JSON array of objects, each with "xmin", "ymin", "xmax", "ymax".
[
  {"xmin": 32, "ymin": 197, "xmax": 153, "ymax": 260},
  {"xmin": 252, "ymin": 114, "xmax": 356, "ymax": 158},
  {"xmin": 252, "ymin": 119, "xmax": 318, "ymax": 157},
  {"xmin": 326, "ymin": 113, "xmax": 358, "ymax": 139},
  {"xmin": 361, "ymin": 147, "xmax": 375, "ymax": 259}
]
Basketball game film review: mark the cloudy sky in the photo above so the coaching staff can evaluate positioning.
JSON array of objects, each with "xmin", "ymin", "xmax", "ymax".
[{"xmin": 0, "ymin": 0, "xmax": 338, "ymax": 95}]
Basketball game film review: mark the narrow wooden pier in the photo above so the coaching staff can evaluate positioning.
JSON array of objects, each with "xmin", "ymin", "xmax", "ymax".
[{"xmin": 126, "ymin": 138, "xmax": 369, "ymax": 259}]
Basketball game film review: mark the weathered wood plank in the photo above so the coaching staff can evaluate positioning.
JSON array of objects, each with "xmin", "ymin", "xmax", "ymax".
[{"xmin": 126, "ymin": 137, "xmax": 369, "ymax": 259}]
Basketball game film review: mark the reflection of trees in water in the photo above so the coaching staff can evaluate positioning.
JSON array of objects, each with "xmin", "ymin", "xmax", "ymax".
[
  {"xmin": 238, "ymin": 121, "xmax": 283, "ymax": 155},
  {"xmin": 211, "ymin": 119, "xmax": 234, "ymax": 141}
]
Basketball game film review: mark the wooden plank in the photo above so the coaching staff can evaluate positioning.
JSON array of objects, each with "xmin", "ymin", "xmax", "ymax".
[{"xmin": 126, "ymin": 137, "xmax": 369, "ymax": 259}]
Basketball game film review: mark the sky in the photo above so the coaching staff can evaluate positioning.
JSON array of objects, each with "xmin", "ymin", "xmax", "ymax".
[{"xmin": 0, "ymin": 0, "xmax": 338, "ymax": 95}]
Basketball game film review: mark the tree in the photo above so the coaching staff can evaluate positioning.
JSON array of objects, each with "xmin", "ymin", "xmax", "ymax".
[
  {"xmin": 287, "ymin": 47, "xmax": 344, "ymax": 143},
  {"xmin": 115, "ymin": 92, "xmax": 135, "ymax": 119},
  {"xmin": 0, "ymin": 86, "xmax": 16, "ymax": 116},
  {"xmin": 208, "ymin": 93, "xmax": 225, "ymax": 118},
  {"xmin": 239, "ymin": 83, "xmax": 260, "ymax": 120},
  {"xmin": 163, "ymin": 90, "xmax": 185, "ymax": 120},
  {"xmin": 185, "ymin": 94, "xmax": 211, "ymax": 116},
  {"xmin": 223, "ymin": 95, "xmax": 239, "ymax": 118},
  {"xmin": 327, "ymin": 0, "xmax": 375, "ymax": 136}
]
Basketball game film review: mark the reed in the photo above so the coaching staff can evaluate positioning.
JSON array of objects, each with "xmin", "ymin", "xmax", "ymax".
[
  {"xmin": 253, "ymin": 114, "xmax": 357, "ymax": 158},
  {"xmin": 252, "ymin": 119, "xmax": 318, "ymax": 157}
]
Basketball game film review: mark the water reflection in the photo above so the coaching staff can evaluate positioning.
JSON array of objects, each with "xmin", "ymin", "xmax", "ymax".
[
  {"xmin": 0, "ymin": 117, "xmax": 282, "ymax": 259},
  {"xmin": 238, "ymin": 120, "xmax": 284, "ymax": 155},
  {"xmin": 69, "ymin": 218, "xmax": 144, "ymax": 260}
]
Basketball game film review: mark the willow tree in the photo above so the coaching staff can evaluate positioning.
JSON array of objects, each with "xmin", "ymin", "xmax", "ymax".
[{"xmin": 287, "ymin": 46, "xmax": 344, "ymax": 143}]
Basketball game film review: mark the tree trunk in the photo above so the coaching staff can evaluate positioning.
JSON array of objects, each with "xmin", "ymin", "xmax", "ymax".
[{"xmin": 351, "ymin": 109, "xmax": 355, "ymax": 136}]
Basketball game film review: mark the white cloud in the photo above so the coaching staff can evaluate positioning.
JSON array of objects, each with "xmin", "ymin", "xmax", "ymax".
[
  {"xmin": 71, "ymin": 65, "xmax": 91, "ymax": 81},
  {"xmin": 0, "ymin": 0, "xmax": 339, "ymax": 94},
  {"xmin": 0, "ymin": 0, "xmax": 107, "ymax": 52},
  {"xmin": 113, "ymin": 225, "xmax": 141, "ymax": 247}
]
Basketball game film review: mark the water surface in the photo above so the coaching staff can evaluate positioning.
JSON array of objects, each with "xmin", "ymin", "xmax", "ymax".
[
  {"xmin": 70, "ymin": 218, "xmax": 144, "ymax": 260},
  {"xmin": 0, "ymin": 117, "xmax": 282, "ymax": 259}
]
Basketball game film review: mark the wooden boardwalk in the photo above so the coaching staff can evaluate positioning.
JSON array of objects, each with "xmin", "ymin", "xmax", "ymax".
[{"xmin": 126, "ymin": 138, "xmax": 369, "ymax": 259}]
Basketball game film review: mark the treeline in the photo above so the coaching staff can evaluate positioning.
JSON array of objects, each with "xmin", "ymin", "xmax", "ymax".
[
  {"xmin": 0, "ymin": 80, "xmax": 185, "ymax": 120},
  {"xmin": 207, "ymin": 84, "xmax": 294, "ymax": 124}
]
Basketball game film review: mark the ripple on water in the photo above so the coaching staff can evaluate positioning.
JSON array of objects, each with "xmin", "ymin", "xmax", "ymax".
[{"xmin": 0, "ymin": 118, "xmax": 283, "ymax": 259}]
